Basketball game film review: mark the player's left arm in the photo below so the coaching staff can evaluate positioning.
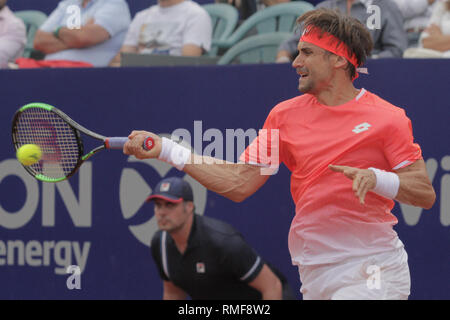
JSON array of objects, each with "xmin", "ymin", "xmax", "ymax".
[
  {"xmin": 248, "ymin": 264, "xmax": 283, "ymax": 300},
  {"xmin": 394, "ymin": 159, "xmax": 436, "ymax": 209},
  {"xmin": 329, "ymin": 159, "xmax": 436, "ymax": 209}
]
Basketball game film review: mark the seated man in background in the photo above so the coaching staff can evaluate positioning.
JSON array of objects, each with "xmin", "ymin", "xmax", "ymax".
[
  {"xmin": 110, "ymin": 0, "xmax": 212, "ymax": 67},
  {"xmin": 420, "ymin": 0, "xmax": 450, "ymax": 55},
  {"xmin": 393, "ymin": 0, "xmax": 437, "ymax": 48},
  {"xmin": 0, "ymin": 0, "xmax": 26, "ymax": 68},
  {"xmin": 276, "ymin": 0, "xmax": 407, "ymax": 62},
  {"xmin": 148, "ymin": 177, "xmax": 295, "ymax": 300},
  {"xmin": 216, "ymin": 0, "xmax": 290, "ymax": 21},
  {"xmin": 33, "ymin": 0, "xmax": 131, "ymax": 67}
]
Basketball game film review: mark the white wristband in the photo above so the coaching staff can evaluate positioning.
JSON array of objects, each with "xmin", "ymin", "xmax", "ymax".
[
  {"xmin": 368, "ymin": 167, "xmax": 400, "ymax": 200},
  {"xmin": 158, "ymin": 137, "xmax": 191, "ymax": 170}
]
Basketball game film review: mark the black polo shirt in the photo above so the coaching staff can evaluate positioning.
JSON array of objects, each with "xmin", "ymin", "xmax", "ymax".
[{"xmin": 151, "ymin": 214, "xmax": 265, "ymax": 300}]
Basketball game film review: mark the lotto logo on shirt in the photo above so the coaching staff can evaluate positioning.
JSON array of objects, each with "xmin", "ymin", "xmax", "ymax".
[{"xmin": 352, "ymin": 122, "xmax": 372, "ymax": 134}]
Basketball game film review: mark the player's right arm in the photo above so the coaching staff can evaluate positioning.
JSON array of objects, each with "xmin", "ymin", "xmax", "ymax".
[
  {"xmin": 163, "ymin": 280, "xmax": 188, "ymax": 300},
  {"xmin": 186, "ymin": 153, "xmax": 270, "ymax": 202},
  {"xmin": 123, "ymin": 131, "xmax": 270, "ymax": 202}
]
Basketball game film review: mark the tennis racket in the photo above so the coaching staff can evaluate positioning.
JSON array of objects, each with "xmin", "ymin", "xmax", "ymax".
[{"xmin": 12, "ymin": 102, "xmax": 154, "ymax": 183}]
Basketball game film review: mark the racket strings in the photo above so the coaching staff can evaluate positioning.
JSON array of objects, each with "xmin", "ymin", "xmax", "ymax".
[{"xmin": 15, "ymin": 108, "xmax": 80, "ymax": 179}]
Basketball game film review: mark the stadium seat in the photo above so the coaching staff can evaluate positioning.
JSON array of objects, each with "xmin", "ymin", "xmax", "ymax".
[
  {"xmin": 202, "ymin": 3, "xmax": 239, "ymax": 56},
  {"xmin": 203, "ymin": 3, "xmax": 239, "ymax": 41},
  {"xmin": 217, "ymin": 32, "xmax": 293, "ymax": 65},
  {"xmin": 212, "ymin": 1, "xmax": 314, "ymax": 54},
  {"xmin": 14, "ymin": 10, "xmax": 48, "ymax": 58}
]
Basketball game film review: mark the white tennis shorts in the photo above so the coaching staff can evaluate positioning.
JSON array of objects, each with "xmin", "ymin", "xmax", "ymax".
[{"xmin": 298, "ymin": 248, "xmax": 411, "ymax": 300}]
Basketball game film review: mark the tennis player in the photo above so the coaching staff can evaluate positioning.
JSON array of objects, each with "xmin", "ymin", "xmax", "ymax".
[{"xmin": 124, "ymin": 8, "xmax": 436, "ymax": 299}]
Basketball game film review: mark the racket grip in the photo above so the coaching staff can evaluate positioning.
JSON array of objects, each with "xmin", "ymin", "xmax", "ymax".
[
  {"xmin": 105, "ymin": 137, "xmax": 128, "ymax": 149},
  {"xmin": 105, "ymin": 136, "xmax": 155, "ymax": 151}
]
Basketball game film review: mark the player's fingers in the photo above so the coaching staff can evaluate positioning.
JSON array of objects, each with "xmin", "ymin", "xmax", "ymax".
[
  {"xmin": 123, "ymin": 135, "xmax": 140, "ymax": 155},
  {"xmin": 352, "ymin": 174, "xmax": 361, "ymax": 193},
  {"xmin": 357, "ymin": 174, "xmax": 371, "ymax": 196},
  {"xmin": 126, "ymin": 133, "xmax": 145, "ymax": 155},
  {"xmin": 355, "ymin": 177, "xmax": 365, "ymax": 197},
  {"xmin": 329, "ymin": 165, "xmax": 356, "ymax": 178},
  {"xmin": 128, "ymin": 130, "xmax": 147, "ymax": 139},
  {"xmin": 328, "ymin": 164, "xmax": 346, "ymax": 172},
  {"xmin": 359, "ymin": 179, "xmax": 371, "ymax": 204},
  {"xmin": 123, "ymin": 139, "xmax": 131, "ymax": 155},
  {"xmin": 343, "ymin": 168, "xmax": 356, "ymax": 179},
  {"xmin": 125, "ymin": 132, "xmax": 161, "ymax": 159},
  {"xmin": 135, "ymin": 134, "xmax": 148, "ymax": 152},
  {"xmin": 128, "ymin": 130, "xmax": 139, "ymax": 139}
]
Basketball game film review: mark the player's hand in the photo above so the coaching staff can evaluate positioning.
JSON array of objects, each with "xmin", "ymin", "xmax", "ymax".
[
  {"xmin": 328, "ymin": 164, "xmax": 377, "ymax": 205},
  {"xmin": 124, "ymin": 130, "xmax": 162, "ymax": 160}
]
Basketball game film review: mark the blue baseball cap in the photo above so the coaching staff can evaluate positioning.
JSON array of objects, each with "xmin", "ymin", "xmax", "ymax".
[{"xmin": 146, "ymin": 177, "xmax": 194, "ymax": 203}]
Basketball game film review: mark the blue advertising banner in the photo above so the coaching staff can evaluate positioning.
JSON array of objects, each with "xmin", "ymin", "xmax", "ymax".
[{"xmin": 0, "ymin": 59, "xmax": 449, "ymax": 299}]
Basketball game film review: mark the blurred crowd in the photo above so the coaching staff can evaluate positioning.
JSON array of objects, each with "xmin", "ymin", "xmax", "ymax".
[{"xmin": 1, "ymin": 0, "xmax": 449, "ymax": 68}]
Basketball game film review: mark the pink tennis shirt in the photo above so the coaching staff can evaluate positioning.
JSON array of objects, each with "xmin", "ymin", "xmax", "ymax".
[{"xmin": 240, "ymin": 89, "xmax": 422, "ymax": 266}]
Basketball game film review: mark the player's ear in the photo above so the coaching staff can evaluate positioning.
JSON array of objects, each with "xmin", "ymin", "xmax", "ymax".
[{"xmin": 334, "ymin": 55, "xmax": 348, "ymax": 70}]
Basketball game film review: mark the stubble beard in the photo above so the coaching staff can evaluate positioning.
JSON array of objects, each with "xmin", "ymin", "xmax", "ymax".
[{"xmin": 298, "ymin": 77, "xmax": 314, "ymax": 94}]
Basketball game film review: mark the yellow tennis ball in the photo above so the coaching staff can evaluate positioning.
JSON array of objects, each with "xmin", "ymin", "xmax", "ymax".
[{"xmin": 17, "ymin": 144, "xmax": 42, "ymax": 166}]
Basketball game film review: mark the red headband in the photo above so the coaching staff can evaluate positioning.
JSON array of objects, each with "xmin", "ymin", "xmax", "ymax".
[{"xmin": 300, "ymin": 26, "xmax": 360, "ymax": 79}]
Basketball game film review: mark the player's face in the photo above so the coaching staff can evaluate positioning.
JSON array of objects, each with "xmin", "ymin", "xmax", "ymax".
[
  {"xmin": 153, "ymin": 199, "xmax": 191, "ymax": 233},
  {"xmin": 292, "ymin": 42, "xmax": 334, "ymax": 94}
]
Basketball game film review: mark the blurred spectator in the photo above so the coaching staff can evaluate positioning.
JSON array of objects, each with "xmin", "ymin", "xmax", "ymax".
[
  {"xmin": 33, "ymin": 0, "xmax": 131, "ymax": 67},
  {"xmin": 404, "ymin": 0, "xmax": 450, "ymax": 57},
  {"xmin": 110, "ymin": 0, "xmax": 212, "ymax": 67},
  {"xmin": 216, "ymin": 0, "xmax": 257, "ymax": 20},
  {"xmin": 305, "ymin": 0, "xmax": 324, "ymax": 5},
  {"xmin": 0, "ymin": 0, "xmax": 26, "ymax": 68},
  {"xmin": 257, "ymin": 0, "xmax": 291, "ymax": 10},
  {"xmin": 393, "ymin": 0, "xmax": 437, "ymax": 48},
  {"xmin": 215, "ymin": 0, "xmax": 290, "ymax": 21},
  {"xmin": 276, "ymin": 0, "xmax": 407, "ymax": 63}
]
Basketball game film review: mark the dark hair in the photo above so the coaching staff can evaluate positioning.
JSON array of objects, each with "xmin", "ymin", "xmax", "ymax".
[{"xmin": 297, "ymin": 8, "xmax": 373, "ymax": 79}]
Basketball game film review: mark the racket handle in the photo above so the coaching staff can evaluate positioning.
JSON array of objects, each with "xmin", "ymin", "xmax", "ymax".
[
  {"xmin": 105, "ymin": 137, "xmax": 128, "ymax": 149},
  {"xmin": 105, "ymin": 136, "xmax": 155, "ymax": 151}
]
